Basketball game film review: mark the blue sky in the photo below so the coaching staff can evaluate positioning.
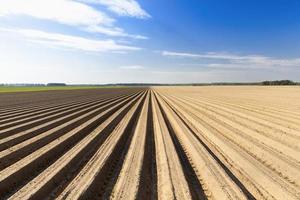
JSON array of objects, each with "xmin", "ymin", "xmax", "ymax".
[{"xmin": 0, "ymin": 0, "xmax": 299, "ymax": 84}]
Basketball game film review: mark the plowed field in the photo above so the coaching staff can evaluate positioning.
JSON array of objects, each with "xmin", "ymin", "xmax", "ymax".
[{"xmin": 0, "ymin": 86, "xmax": 299, "ymax": 200}]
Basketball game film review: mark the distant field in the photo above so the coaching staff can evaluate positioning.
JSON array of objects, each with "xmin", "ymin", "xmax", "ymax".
[{"xmin": 0, "ymin": 86, "xmax": 122, "ymax": 93}]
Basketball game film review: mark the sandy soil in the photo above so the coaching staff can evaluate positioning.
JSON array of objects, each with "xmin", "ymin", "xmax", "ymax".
[{"xmin": 0, "ymin": 86, "xmax": 299, "ymax": 199}]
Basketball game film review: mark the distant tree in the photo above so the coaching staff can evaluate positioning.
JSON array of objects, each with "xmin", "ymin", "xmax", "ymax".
[
  {"xmin": 261, "ymin": 80, "xmax": 296, "ymax": 85},
  {"xmin": 47, "ymin": 83, "xmax": 67, "ymax": 86}
]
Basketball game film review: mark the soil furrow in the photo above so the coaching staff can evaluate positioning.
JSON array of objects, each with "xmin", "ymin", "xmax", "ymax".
[
  {"xmin": 166, "ymin": 94, "xmax": 300, "ymax": 188},
  {"xmin": 153, "ymin": 93, "xmax": 207, "ymax": 200},
  {"xmin": 0, "ymin": 93, "xmax": 139, "ymax": 170},
  {"xmin": 136, "ymin": 91, "xmax": 157, "ymax": 200},
  {"xmin": 159, "ymin": 91, "xmax": 299, "ymax": 199},
  {"xmin": 0, "ymin": 92, "xmax": 142, "ymax": 198},
  {"xmin": 55, "ymin": 92, "xmax": 146, "ymax": 200},
  {"xmin": 79, "ymin": 92, "xmax": 146, "ymax": 200},
  {"xmin": 8, "ymin": 92, "xmax": 145, "ymax": 200},
  {"xmin": 154, "ymin": 91, "xmax": 248, "ymax": 200},
  {"xmin": 0, "ymin": 92, "xmax": 137, "ymax": 151},
  {"xmin": 110, "ymin": 92, "xmax": 150, "ymax": 200}
]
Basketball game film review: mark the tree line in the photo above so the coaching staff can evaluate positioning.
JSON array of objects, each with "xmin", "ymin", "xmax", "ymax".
[
  {"xmin": 0, "ymin": 80, "xmax": 299, "ymax": 87},
  {"xmin": 261, "ymin": 80, "xmax": 297, "ymax": 85}
]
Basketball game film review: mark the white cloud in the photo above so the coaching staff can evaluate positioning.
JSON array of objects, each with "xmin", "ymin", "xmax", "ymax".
[
  {"xmin": 0, "ymin": 0, "xmax": 113, "ymax": 26},
  {"xmin": 80, "ymin": 0, "xmax": 150, "ymax": 18},
  {"xmin": 162, "ymin": 51, "xmax": 300, "ymax": 68},
  {"xmin": 0, "ymin": 0, "xmax": 148, "ymax": 39},
  {"xmin": 119, "ymin": 65, "xmax": 145, "ymax": 70},
  {"xmin": 1, "ymin": 28, "xmax": 140, "ymax": 52}
]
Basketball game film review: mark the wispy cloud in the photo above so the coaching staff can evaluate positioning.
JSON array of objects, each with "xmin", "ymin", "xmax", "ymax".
[
  {"xmin": 162, "ymin": 51, "xmax": 264, "ymax": 60},
  {"xmin": 162, "ymin": 51, "xmax": 300, "ymax": 68},
  {"xmin": 1, "ymin": 28, "xmax": 140, "ymax": 52},
  {"xmin": 80, "ymin": 0, "xmax": 151, "ymax": 18},
  {"xmin": 0, "ymin": 0, "xmax": 148, "ymax": 39},
  {"xmin": 119, "ymin": 65, "xmax": 145, "ymax": 70},
  {"xmin": 86, "ymin": 26, "xmax": 148, "ymax": 39}
]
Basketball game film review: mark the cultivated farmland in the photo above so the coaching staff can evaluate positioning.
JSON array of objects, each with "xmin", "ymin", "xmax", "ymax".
[{"xmin": 0, "ymin": 86, "xmax": 299, "ymax": 199}]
